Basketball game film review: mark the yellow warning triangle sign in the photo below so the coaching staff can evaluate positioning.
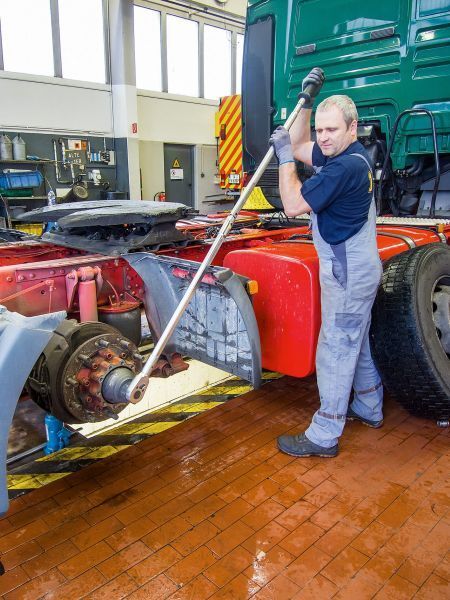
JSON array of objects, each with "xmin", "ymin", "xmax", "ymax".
[{"xmin": 172, "ymin": 158, "xmax": 181, "ymax": 168}]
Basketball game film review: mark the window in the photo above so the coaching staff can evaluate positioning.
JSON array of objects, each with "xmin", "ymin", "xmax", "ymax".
[
  {"xmin": 418, "ymin": 0, "xmax": 450, "ymax": 17},
  {"xmin": 0, "ymin": 0, "xmax": 54, "ymax": 76},
  {"xmin": 134, "ymin": 6, "xmax": 162, "ymax": 91},
  {"xmin": 236, "ymin": 33, "xmax": 244, "ymax": 94},
  {"xmin": 167, "ymin": 15, "xmax": 199, "ymax": 97},
  {"xmin": 58, "ymin": 0, "xmax": 106, "ymax": 83},
  {"xmin": 204, "ymin": 25, "xmax": 231, "ymax": 100}
]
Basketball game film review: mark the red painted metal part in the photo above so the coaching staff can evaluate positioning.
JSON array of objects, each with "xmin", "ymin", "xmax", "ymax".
[
  {"xmin": 78, "ymin": 280, "xmax": 98, "ymax": 322},
  {"xmin": 0, "ymin": 252, "xmax": 132, "ymax": 316},
  {"xmin": 223, "ymin": 225, "xmax": 450, "ymax": 377},
  {"xmin": 0, "ymin": 229, "xmax": 308, "ymax": 316},
  {"xmin": 225, "ymin": 243, "xmax": 320, "ymax": 377},
  {"xmin": 0, "ymin": 242, "xmax": 85, "ymax": 267},
  {"xmin": 66, "ymin": 266, "xmax": 103, "ymax": 321},
  {"xmin": 0, "ymin": 221, "xmax": 449, "ymax": 382},
  {"xmin": 159, "ymin": 226, "xmax": 310, "ymax": 265}
]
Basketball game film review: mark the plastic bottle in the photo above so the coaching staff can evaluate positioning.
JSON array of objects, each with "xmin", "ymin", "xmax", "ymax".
[
  {"xmin": 45, "ymin": 189, "xmax": 57, "ymax": 233},
  {"xmin": 0, "ymin": 134, "xmax": 13, "ymax": 160},
  {"xmin": 12, "ymin": 134, "xmax": 26, "ymax": 161},
  {"xmin": 47, "ymin": 189, "xmax": 56, "ymax": 206}
]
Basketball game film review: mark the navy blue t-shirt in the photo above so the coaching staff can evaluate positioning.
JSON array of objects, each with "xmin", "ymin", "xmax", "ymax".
[{"xmin": 300, "ymin": 141, "xmax": 373, "ymax": 245}]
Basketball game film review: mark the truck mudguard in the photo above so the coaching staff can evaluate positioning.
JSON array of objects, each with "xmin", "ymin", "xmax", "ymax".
[
  {"xmin": 0, "ymin": 308, "xmax": 66, "ymax": 516},
  {"xmin": 125, "ymin": 253, "xmax": 262, "ymax": 389}
]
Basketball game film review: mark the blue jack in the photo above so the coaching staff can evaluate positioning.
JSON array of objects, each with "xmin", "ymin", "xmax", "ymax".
[{"xmin": 44, "ymin": 414, "xmax": 71, "ymax": 455}]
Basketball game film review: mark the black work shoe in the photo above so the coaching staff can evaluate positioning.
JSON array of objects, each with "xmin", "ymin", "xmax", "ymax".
[
  {"xmin": 346, "ymin": 407, "xmax": 383, "ymax": 429},
  {"xmin": 277, "ymin": 433, "xmax": 338, "ymax": 458}
]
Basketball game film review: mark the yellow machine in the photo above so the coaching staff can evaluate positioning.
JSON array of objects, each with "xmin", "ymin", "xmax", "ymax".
[
  {"xmin": 215, "ymin": 95, "xmax": 273, "ymax": 210},
  {"xmin": 216, "ymin": 94, "xmax": 243, "ymax": 192}
]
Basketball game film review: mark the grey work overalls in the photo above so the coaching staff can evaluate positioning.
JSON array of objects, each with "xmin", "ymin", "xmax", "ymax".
[{"xmin": 305, "ymin": 153, "xmax": 384, "ymax": 448}]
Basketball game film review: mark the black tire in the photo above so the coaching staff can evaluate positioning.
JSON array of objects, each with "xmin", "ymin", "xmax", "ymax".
[{"xmin": 371, "ymin": 243, "xmax": 450, "ymax": 421}]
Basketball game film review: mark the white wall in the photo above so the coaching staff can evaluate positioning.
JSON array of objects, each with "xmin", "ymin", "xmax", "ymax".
[
  {"xmin": 137, "ymin": 91, "xmax": 226, "ymax": 209},
  {"xmin": 134, "ymin": 0, "xmax": 247, "ymax": 206},
  {"xmin": 196, "ymin": 145, "xmax": 234, "ymax": 213},
  {"xmin": 139, "ymin": 140, "xmax": 165, "ymax": 199},
  {"xmin": 0, "ymin": 72, "xmax": 112, "ymax": 135},
  {"xmin": 137, "ymin": 92, "xmax": 218, "ymax": 145},
  {"xmin": 0, "ymin": 0, "xmax": 245, "ymax": 207},
  {"xmin": 197, "ymin": 0, "xmax": 247, "ymax": 16},
  {"xmin": 145, "ymin": 0, "xmax": 247, "ymax": 18},
  {"xmin": 0, "ymin": 75, "xmax": 226, "ymax": 208}
]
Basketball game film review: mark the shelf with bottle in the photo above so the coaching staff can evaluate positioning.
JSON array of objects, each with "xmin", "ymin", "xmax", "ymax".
[
  {"xmin": 1, "ymin": 196, "xmax": 49, "ymax": 200},
  {"xmin": 0, "ymin": 159, "xmax": 54, "ymax": 165}
]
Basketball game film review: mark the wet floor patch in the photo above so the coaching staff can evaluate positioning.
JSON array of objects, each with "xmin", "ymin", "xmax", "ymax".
[{"xmin": 7, "ymin": 372, "xmax": 283, "ymax": 499}]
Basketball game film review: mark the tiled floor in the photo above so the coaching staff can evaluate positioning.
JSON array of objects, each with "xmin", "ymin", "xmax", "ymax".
[{"xmin": 0, "ymin": 376, "xmax": 449, "ymax": 599}]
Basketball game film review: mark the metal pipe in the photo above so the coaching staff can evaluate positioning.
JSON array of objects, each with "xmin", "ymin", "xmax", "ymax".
[
  {"xmin": 125, "ymin": 95, "xmax": 309, "ymax": 403},
  {"xmin": 377, "ymin": 109, "xmax": 440, "ymax": 216},
  {"xmin": 53, "ymin": 139, "xmax": 71, "ymax": 185},
  {"xmin": 6, "ymin": 442, "xmax": 47, "ymax": 466},
  {"xmin": 405, "ymin": 156, "xmax": 424, "ymax": 176}
]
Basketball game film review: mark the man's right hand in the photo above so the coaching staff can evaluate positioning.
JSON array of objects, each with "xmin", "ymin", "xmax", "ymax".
[
  {"xmin": 270, "ymin": 126, "xmax": 294, "ymax": 166},
  {"xmin": 299, "ymin": 67, "xmax": 325, "ymax": 108}
]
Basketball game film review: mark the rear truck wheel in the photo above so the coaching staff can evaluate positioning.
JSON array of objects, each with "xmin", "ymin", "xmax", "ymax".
[{"xmin": 371, "ymin": 243, "xmax": 450, "ymax": 421}]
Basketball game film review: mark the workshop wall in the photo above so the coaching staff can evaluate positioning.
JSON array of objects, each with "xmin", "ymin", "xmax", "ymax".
[
  {"xmin": 0, "ymin": 131, "xmax": 117, "ymax": 211},
  {"xmin": 0, "ymin": 75, "xmax": 224, "ymax": 208},
  {"xmin": 148, "ymin": 0, "xmax": 246, "ymax": 18},
  {"xmin": 139, "ymin": 141, "xmax": 165, "ymax": 200},
  {"xmin": 198, "ymin": 0, "xmax": 246, "ymax": 16},
  {"xmin": 137, "ymin": 93, "xmax": 218, "ymax": 145},
  {"xmin": 0, "ymin": 73, "xmax": 112, "ymax": 134},
  {"xmin": 0, "ymin": 0, "xmax": 245, "ymax": 208},
  {"xmin": 0, "ymin": 73, "xmax": 117, "ymax": 202},
  {"xmin": 137, "ymin": 94, "xmax": 223, "ymax": 209}
]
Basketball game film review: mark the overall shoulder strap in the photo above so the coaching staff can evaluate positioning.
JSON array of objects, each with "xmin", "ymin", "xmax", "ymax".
[{"xmin": 350, "ymin": 152, "xmax": 373, "ymax": 173}]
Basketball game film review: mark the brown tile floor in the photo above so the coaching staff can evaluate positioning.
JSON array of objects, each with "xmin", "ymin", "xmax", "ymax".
[{"xmin": 0, "ymin": 376, "xmax": 449, "ymax": 599}]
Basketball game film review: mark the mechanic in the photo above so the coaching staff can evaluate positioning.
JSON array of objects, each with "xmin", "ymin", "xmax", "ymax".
[{"xmin": 271, "ymin": 69, "xmax": 384, "ymax": 458}]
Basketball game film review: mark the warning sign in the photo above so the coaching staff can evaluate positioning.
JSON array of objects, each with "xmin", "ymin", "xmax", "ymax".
[
  {"xmin": 170, "ymin": 168, "xmax": 184, "ymax": 180},
  {"xmin": 172, "ymin": 158, "xmax": 181, "ymax": 168}
]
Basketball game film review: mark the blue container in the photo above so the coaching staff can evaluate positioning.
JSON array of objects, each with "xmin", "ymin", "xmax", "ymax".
[{"xmin": 0, "ymin": 170, "xmax": 43, "ymax": 190}]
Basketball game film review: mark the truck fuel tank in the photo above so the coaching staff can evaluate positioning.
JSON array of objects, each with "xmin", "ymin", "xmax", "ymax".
[{"xmin": 224, "ymin": 241, "xmax": 321, "ymax": 378}]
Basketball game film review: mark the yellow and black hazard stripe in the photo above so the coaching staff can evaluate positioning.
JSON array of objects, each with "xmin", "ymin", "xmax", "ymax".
[
  {"xmin": 7, "ymin": 371, "xmax": 283, "ymax": 499},
  {"xmin": 218, "ymin": 95, "xmax": 243, "ymax": 190}
]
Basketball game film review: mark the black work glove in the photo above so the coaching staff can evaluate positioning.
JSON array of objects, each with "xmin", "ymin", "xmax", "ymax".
[
  {"xmin": 298, "ymin": 67, "xmax": 325, "ymax": 108},
  {"xmin": 269, "ymin": 126, "xmax": 294, "ymax": 166}
]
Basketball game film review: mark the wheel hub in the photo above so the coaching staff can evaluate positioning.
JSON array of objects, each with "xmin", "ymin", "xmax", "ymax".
[
  {"xmin": 63, "ymin": 333, "xmax": 142, "ymax": 422},
  {"xmin": 432, "ymin": 281, "xmax": 450, "ymax": 357}
]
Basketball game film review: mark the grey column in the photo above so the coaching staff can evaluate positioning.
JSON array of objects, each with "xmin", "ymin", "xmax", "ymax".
[{"xmin": 108, "ymin": 0, "xmax": 140, "ymax": 198}]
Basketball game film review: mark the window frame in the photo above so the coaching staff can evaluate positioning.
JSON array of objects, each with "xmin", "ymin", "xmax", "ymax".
[
  {"xmin": 0, "ymin": 0, "xmax": 109, "ymax": 83},
  {"xmin": 0, "ymin": 0, "xmax": 243, "ymax": 94},
  {"xmin": 0, "ymin": 0, "xmax": 56, "ymax": 78},
  {"xmin": 166, "ymin": 12, "xmax": 200, "ymax": 97},
  {"xmin": 134, "ymin": 4, "xmax": 163, "ymax": 92},
  {"xmin": 203, "ymin": 23, "xmax": 233, "ymax": 100},
  {"xmin": 134, "ymin": 0, "xmax": 245, "ymax": 99}
]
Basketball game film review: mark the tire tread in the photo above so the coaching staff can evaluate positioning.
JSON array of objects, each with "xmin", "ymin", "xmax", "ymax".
[{"xmin": 371, "ymin": 244, "xmax": 450, "ymax": 420}]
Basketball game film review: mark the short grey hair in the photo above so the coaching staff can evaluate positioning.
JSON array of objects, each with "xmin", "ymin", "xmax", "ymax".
[{"xmin": 316, "ymin": 95, "xmax": 358, "ymax": 127}]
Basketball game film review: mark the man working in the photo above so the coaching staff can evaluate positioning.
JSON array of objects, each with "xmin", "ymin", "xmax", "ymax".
[{"xmin": 271, "ymin": 68, "xmax": 383, "ymax": 458}]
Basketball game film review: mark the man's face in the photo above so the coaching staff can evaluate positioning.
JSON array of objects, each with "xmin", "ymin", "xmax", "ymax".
[{"xmin": 315, "ymin": 105, "xmax": 357, "ymax": 157}]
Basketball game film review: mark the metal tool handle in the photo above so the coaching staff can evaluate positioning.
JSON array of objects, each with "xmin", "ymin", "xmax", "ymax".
[{"xmin": 125, "ymin": 95, "xmax": 309, "ymax": 402}]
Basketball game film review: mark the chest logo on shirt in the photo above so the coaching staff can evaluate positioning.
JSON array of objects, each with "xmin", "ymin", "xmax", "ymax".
[{"xmin": 368, "ymin": 170, "xmax": 373, "ymax": 193}]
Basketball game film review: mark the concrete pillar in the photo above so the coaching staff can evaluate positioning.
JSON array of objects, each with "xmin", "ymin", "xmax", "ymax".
[{"xmin": 108, "ymin": 0, "xmax": 140, "ymax": 199}]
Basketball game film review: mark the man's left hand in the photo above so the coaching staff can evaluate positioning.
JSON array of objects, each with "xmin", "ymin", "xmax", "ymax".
[{"xmin": 270, "ymin": 126, "xmax": 294, "ymax": 165}]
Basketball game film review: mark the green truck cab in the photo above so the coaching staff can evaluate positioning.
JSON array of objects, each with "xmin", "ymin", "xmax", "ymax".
[
  {"xmin": 242, "ymin": 0, "xmax": 450, "ymax": 421},
  {"xmin": 243, "ymin": 0, "xmax": 450, "ymax": 216}
]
